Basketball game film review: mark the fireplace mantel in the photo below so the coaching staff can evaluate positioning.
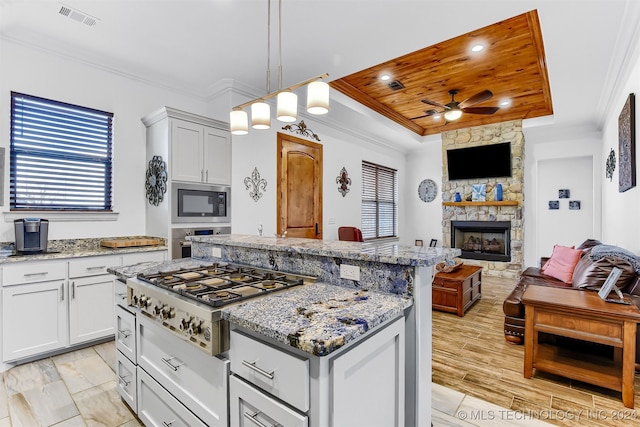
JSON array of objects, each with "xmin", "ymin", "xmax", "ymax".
[{"xmin": 442, "ymin": 201, "xmax": 519, "ymax": 207}]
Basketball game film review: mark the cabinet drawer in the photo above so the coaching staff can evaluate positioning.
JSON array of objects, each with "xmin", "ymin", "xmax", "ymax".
[
  {"xmin": 137, "ymin": 367, "xmax": 207, "ymax": 427},
  {"xmin": 137, "ymin": 315, "xmax": 229, "ymax": 427},
  {"xmin": 116, "ymin": 305, "xmax": 136, "ymax": 363},
  {"xmin": 2, "ymin": 260, "xmax": 66, "ymax": 286},
  {"xmin": 230, "ymin": 329, "xmax": 310, "ymax": 412},
  {"xmin": 69, "ymin": 255, "xmax": 122, "ymax": 278},
  {"xmin": 114, "ymin": 280, "xmax": 129, "ymax": 309},
  {"xmin": 116, "ymin": 351, "xmax": 137, "ymax": 413},
  {"xmin": 230, "ymin": 375, "xmax": 308, "ymax": 427}
]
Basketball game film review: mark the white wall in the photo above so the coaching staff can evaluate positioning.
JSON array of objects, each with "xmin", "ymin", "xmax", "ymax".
[
  {"xmin": 0, "ymin": 39, "xmax": 208, "ymax": 241},
  {"xmin": 522, "ymin": 131, "xmax": 602, "ymax": 266},
  {"xmin": 600, "ymin": 55, "xmax": 640, "ymax": 254},
  {"xmin": 227, "ymin": 115, "xmax": 408, "ymax": 241},
  {"xmin": 403, "ymin": 136, "xmax": 444, "ymax": 247}
]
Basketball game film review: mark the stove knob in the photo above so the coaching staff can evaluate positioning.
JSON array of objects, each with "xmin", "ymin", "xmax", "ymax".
[
  {"xmin": 188, "ymin": 321, "xmax": 202, "ymax": 335},
  {"xmin": 132, "ymin": 295, "xmax": 139, "ymax": 306},
  {"xmin": 144, "ymin": 297, "xmax": 152, "ymax": 308},
  {"xmin": 153, "ymin": 305, "xmax": 164, "ymax": 316},
  {"xmin": 161, "ymin": 306, "xmax": 174, "ymax": 320},
  {"xmin": 179, "ymin": 317, "xmax": 193, "ymax": 331},
  {"xmin": 138, "ymin": 296, "xmax": 147, "ymax": 308}
]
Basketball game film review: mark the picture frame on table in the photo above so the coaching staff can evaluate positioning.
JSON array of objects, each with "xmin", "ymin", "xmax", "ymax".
[{"xmin": 429, "ymin": 239, "xmax": 438, "ymax": 247}]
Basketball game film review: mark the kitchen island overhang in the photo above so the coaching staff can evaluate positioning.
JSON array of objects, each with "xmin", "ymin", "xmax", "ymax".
[{"xmin": 189, "ymin": 234, "xmax": 460, "ymax": 427}]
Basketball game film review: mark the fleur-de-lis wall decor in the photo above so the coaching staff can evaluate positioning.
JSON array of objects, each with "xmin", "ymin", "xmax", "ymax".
[
  {"xmin": 282, "ymin": 120, "xmax": 321, "ymax": 142},
  {"xmin": 336, "ymin": 166, "xmax": 351, "ymax": 197},
  {"xmin": 244, "ymin": 167, "xmax": 267, "ymax": 202}
]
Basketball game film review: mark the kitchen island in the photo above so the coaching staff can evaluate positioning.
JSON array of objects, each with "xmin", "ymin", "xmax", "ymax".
[{"xmin": 189, "ymin": 234, "xmax": 460, "ymax": 427}]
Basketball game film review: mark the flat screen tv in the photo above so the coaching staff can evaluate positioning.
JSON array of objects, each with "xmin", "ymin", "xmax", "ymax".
[{"xmin": 446, "ymin": 142, "xmax": 512, "ymax": 181}]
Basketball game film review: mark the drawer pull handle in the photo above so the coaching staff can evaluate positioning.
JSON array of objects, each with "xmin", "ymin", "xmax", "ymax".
[
  {"xmin": 117, "ymin": 374, "xmax": 131, "ymax": 386},
  {"xmin": 116, "ymin": 292, "xmax": 127, "ymax": 299},
  {"xmin": 162, "ymin": 420, "xmax": 176, "ymax": 427},
  {"xmin": 244, "ymin": 411, "xmax": 271, "ymax": 427},
  {"xmin": 118, "ymin": 328, "xmax": 131, "ymax": 339},
  {"xmin": 242, "ymin": 360, "xmax": 274, "ymax": 380},
  {"xmin": 161, "ymin": 356, "xmax": 184, "ymax": 371},
  {"xmin": 86, "ymin": 265, "xmax": 106, "ymax": 270},
  {"xmin": 24, "ymin": 272, "xmax": 47, "ymax": 277}
]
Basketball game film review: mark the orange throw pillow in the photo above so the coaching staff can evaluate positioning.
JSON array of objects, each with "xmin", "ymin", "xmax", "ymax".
[{"xmin": 541, "ymin": 244, "xmax": 583, "ymax": 283}]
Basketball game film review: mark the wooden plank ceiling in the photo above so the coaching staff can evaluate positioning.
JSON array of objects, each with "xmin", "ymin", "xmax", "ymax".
[{"xmin": 330, "ymin": 10, "xmax": 553, "ymax": 137}]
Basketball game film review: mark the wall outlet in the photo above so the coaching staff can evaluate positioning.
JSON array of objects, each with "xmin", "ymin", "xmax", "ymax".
[
  {"xmin": 340, "ymin": 264, "xmax": 360, "ymax": 281},
  {"xmin": 211, "ymin": 247, "xmax": 222, "ymax": 258}
]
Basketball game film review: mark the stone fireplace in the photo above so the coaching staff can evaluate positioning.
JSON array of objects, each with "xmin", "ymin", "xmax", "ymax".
[
  {"xmin": 451, "ymin": 220, "xmax": 511, "ymax": 262},
  {"xmin": 441, "ymin": 120, "xmax": 524, "ymax": 279}
]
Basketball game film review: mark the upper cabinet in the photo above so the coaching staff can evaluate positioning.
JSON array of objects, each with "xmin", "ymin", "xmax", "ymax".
[
  {"xmin": 171, "ymin": 120, "xmax": 231, "ymax": 185},
  {"xmin": 143, "ymin": 107, "xmax": 231, "ymax": 186}
]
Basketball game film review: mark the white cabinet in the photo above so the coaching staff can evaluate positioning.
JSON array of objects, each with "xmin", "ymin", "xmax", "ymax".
[
  {"xmin": 171, "ymin": 118, "xmax": 231, "ymax": 185},
  {"xmin": 115, "ymin": 305, "xmax": 136, "ymax": 363},
  {"xmin": 2, "ymin": 279, "xmax": 67, "ymax": 361},
  {"xmin": 68, "ymin": 274, "xmax": 115, "ymax": 345},
  {"xmin": 116, "ymin": 350, "xmax": 137, "ymax": 412},
  {"xmin": 229, "ymin": 316, "xmax": 405, "ymax": 427}
]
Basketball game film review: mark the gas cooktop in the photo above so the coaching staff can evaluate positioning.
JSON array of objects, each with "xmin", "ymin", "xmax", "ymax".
[{"xmin": 136, "ymin": 262, "xmax": 307, "ymax": 308}]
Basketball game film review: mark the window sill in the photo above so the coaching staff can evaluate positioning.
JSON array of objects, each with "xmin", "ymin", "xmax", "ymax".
[{"xmin": 3, "ymin": 211, "xmax": 120, "ymax": 222}]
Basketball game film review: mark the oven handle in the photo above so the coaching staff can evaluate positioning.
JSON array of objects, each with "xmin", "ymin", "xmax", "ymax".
[
  {"xmin": 243, "ymin": 411, "xmax": 271, "ymax": 427},
  {"xmin": 161, "ymin": 356, "xmax": 184, "ymax": 371},
  {"xmin": 242, "ymin": 360, "xmax": 275, "ymax": 380}
]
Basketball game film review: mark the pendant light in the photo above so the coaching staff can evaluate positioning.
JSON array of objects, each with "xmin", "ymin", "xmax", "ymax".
[{"xmin": 229, "ymin": 0, "xmax": 329, "ymax": 135}]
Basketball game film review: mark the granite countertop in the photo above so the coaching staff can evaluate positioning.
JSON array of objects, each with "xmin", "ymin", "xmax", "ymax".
[
  {"xmin": 190, "ymin": 234, "xmax": 460, "ymax": 267},
  {"xmin": 221, "ymin": 282, "xmax": 412, "ymax": 356},
  {"xmin": 0, "ymin": 236, "xmax": 167, "ymax": 264},
  {"xmin": 107, "ymin": 257, "xmax": 209, "ymax": 281}
]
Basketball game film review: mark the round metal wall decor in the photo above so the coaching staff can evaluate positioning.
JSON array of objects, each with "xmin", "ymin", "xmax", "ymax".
[
  {"xmin": 145, "ymin": 155, "xmax": 167, "ymax": 206},
  {"xmin": 606, "ymin": 148, "xmax": 616, "ymax": 181}
]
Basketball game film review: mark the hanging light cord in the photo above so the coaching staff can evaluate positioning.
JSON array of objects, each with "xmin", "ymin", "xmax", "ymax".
[{"xmin": 266, "ymin": 0, "xmax": 271, "ymax": 95}]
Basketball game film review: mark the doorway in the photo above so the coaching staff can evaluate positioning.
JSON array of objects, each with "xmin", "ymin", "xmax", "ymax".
[{"xmin": 276, "ymin": 133, "xmax": 323, "ymax": 239}]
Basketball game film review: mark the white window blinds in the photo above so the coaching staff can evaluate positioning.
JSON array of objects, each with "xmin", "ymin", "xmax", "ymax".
[
  {"xmin": 10, "ymin": 92, "xmax": 113, "ymax": 211},
  {"xmin": 361, "ymin": 161, "xmax": 398, "ymax": 240}
]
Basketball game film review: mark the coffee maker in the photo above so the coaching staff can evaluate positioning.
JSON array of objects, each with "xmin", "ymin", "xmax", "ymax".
[{"xmin": 14, "ymin": 218, "xmax": 49, "ymax": 254}]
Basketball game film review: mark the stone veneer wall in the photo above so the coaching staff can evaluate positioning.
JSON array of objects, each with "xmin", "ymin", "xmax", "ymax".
[{"xmin": 441, "ymin": 120, "xmax": 524, "ymax": 278}]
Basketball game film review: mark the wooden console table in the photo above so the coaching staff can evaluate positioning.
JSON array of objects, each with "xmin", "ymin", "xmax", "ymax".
[
  {"xmin": 432, "ymin": 265, "xmax": 482, "ymax": 316},
  {"xmin": 522, "ymin": 285, "xmax": 640, "ymax": 408}
]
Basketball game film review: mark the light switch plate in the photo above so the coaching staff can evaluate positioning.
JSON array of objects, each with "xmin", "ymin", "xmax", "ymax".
[
  {"xmin": 340, "ymin": 264, "xmax": 360, "ymax": 281},
  {"xmin": 211, "ymin": 247, "xmax": 222, "ymax": 258}
]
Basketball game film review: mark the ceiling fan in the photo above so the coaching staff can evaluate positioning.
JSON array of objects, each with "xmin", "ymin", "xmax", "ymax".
[{"xmin": 412, "ymin": 89, "xmax": 500, "ymax": 121}]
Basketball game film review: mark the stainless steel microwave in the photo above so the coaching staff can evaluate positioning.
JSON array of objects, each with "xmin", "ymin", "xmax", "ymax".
[{"xmin": 171, "ymin": 182, "xmax": 230, "ymax": 223}]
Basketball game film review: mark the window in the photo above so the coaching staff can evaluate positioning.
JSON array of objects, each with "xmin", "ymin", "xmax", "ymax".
[
  {"xmin": 10, "ymin": 92, "xmax": 113, "ymax": 211},
  {"xmin": 361, "ymin": 161, "xmax": 398, "ymax": 240}
]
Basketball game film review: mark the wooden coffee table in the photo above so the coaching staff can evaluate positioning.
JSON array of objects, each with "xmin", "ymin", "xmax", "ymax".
[
  {"xmin": 522, "ymin": 285, "xmax": 640, "ymax": 408},
  {"xmin": 432, "ymin": 265, "xmax": 482, "ymax": 316}
]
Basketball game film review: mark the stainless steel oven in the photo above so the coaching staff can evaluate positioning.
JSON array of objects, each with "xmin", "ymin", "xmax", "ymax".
[
  {"xmin": 171, "ymin": 226, "xmax": 231, "ymax": 259},
  {"xmin": 172, "ymin": 182, "xmax": 230, "ymax": 223}
]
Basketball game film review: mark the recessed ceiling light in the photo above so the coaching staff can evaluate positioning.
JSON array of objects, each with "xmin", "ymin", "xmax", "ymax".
[
  {"xmin": 471, "ymin": 44, "xmax": 484, "ymax": 52},
  {"xmin": 433, "ymin": 114, "xmax": 441, "ymax": 120},
  {"xmin": 500, "ymin": 99, "xmax": 512, "ymax": 107},
  {"xmin": 380, "ymin": 74, "xmax": 391, "ymax": 81}
]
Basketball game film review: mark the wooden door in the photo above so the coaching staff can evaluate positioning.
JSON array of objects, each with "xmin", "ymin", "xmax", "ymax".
[{"xmin": 277, "ymin": 133, "xmax": 323, "ymax": 239}]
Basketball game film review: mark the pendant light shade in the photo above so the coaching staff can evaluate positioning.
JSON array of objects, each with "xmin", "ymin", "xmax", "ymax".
[
  {"xmin": 230, "ymin": 109, "xmax": 249, "ymax": 135},
  {"xmin": 276, "ymin": 91, "xmax": 297, "ymax": 122},
  {"xmin": 306, "ymin": 81, "xmax": 330, "ymax": 115},
  {"xmin": 251, "ymin": 101, "xmax": 271, "ymax": 129}
]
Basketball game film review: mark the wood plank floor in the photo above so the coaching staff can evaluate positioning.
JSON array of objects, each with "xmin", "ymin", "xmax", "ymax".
[{"xmin": 432, "ymin": 274, "xmax": 640, "ymax": 426}]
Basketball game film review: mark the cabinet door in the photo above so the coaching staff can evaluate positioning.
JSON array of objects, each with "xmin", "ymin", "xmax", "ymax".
[
  {"xmin": 115, "ymin": 305, "xmax": 136, "ymax": 363},
  {"xmin": 2, "ymin": 280, "xmax": 67, "ymax": 362},
  {"xmin": 69, "ymin": 274, "xmax": 115, "ymax": 345},
  {"xmin": 203, "ymin": 126, "xmax": 231, "ymax": 185},
  {"xmin": 171, "ymin": 119, "xmax": 204, "ymax": 183},
  {"xmin": 331, "ymin": 317, "xmax": 405, "ymax": 427},
  {"xmin": 68, "ymin": 255, "xmax": 122, "ymax": 278}
]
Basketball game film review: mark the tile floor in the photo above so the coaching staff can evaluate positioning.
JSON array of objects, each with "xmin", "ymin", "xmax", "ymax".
[{"xmin": 0, "ymin": 340, "xmax": 551, "ymax": 427}]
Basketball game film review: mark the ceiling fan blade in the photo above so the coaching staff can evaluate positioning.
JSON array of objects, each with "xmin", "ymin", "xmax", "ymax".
[
  {"xmin": 461, "ymin": 106, "xmax": 500, "ymax": 115},
  {"xmin": 410, "ymin": 109, "xmax": 440, "ymax": 120},
  {"xmin": 421, "ymin": 98, "xmax": 446, "ymax": 108},
  {"xmin": 459, "ymin": 90, "xmax": 493, "ymax": 108}
]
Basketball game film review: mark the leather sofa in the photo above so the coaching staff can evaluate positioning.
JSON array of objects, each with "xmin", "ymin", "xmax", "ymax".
[{"xmin": 503, "ymin": 239, "xmax": 640, "ymax": 364}]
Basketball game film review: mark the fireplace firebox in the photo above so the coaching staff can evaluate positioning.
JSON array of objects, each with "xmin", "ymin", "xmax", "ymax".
[{"xmin": 451, "ymin": 221, "xmax": 511, "ymax": 262}]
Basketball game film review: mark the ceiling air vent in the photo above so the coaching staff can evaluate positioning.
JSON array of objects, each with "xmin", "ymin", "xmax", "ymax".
[
  {"xmin": 59, "ymin": 4, "xmax": 99, "ymax": 27},
  {"xmin": 388, "ymin": 80, "xmax": 405, "ymax": 91}
]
